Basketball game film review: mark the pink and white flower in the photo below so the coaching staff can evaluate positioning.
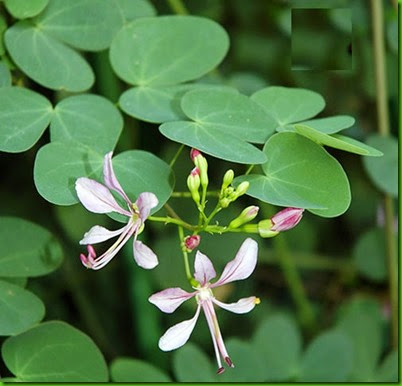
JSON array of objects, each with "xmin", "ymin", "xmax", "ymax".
[
  {"xmin": 76, "ymin": 152, "xmax": 159, "ymax": 270},
  {"xmin": 149, "ymin": 238, "xmax": 260, "ymax": 374}
]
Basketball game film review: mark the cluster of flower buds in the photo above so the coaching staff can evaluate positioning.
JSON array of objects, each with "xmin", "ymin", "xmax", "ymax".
[
  {"xmin": 218, "ymin": 169, "xmax": 250, "ymax": 208},
  {"xmin": 258, "ymin": 207, "xmax": 304, "ymax": 237},
  {"xmin": 187, "ymin": 167, "xmax": 201, "ymax": 205}
]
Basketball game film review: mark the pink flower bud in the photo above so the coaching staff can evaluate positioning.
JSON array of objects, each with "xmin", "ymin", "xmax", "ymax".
[
  {"xmin": 190, "ymin": 148, "xmax": 202, "ymax": 162},
  {"xmin": 271, "ymin": 207, "xmax": 304, "ymax": 232},
  {"xmin": 191, "ymin": 167, "xmax": 200, "ymax": 176},
  {"xmin": 184, "ymin": 235, "xmax": 201, "ymax": 251}
]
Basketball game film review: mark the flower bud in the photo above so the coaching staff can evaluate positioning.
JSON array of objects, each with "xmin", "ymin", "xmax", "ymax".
[
  {"xmin": 187, "ymin": 167, "xmax": 201, "ymax": 205},
  {"xmin": 258, "ymin": 219, "xmax": 279, "ymax": 238},
  {"xmin": 190, "ymin": 149, "xmax": 208, "ymax": 188},
  {"xmin": 184, "ymin": 235, "xmax": 201, "ymax": 251},
  {"xmin": 271, "ymin": 207, "xmax": 304, "ymax": 231},
  {"xmin": 235, "ymin": 181, "xmax": 249, "ymax": 197},
  {"xmin": 220, "ymin": 197, "xmax": 231, "ymax": 208},
  {"xmin": 222, "ymin": 169, "xmax": 234, "ymax": 190},
  {"xmin": 229, "ymin": 206, "xmax": 259, "ymax": 228}
]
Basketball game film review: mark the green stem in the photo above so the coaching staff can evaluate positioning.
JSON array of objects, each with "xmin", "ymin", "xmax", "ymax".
[
  {"xmin": 148, "ymin": 215, "xmax": 194, "ymax": 230},
  {"xmin": 178, "ymin": 226, "xmax": 192, "ymax": 282},
  {"xmin": 167, "ymin": 0, "xmax": 189, "ymax": 15},
  {"xmin": 371, "ymin": 0, "xmax": 398, "ymax": 348},
  {"xmin": 171, "ymin": 191, "xmax": 220, "ymax": 198},
  {"xmin": 169, "ymin": 144, "xmax": 184, "ymax": 168},
  {"xmin": 245, "ymin": 164, "xmax": 255, "ymax": 175},
  {"xmin": 273, "ymin": 236, "xmax": 316, "ymax": 331}
]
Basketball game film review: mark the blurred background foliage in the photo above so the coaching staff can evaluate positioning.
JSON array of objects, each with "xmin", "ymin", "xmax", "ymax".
[{"xmin": 0, "ymin": 0, "xmax": 398, "ymax": 382}]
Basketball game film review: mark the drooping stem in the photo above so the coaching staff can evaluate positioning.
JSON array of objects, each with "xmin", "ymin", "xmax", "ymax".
[
  {"xmin": 167, "ymin": 0, "xmax": 189, "ymax": 15},
  {"xmin": 371, "ymin": 0, "xmax": 398, "ymax": 348},
  {"xmin": 178, "ymin": 226, "xmax": 192, "ymax": 282},
  {"xmin": 169, "ymin": 144, "xmax": 184, "ymax": 168}
]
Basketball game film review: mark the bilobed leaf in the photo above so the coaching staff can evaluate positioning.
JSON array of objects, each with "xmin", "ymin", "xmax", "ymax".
[
  {"xmin": 295, "ymin": 124, "xmax": 383, "ymax": 156},
  {"xmin": 119, "ymin": 84, "xmax": 205, "ymax": 123},
  {"xmin": 114, "ymin": 0, "xmax": 156, "ymax": 22},
  {"xmin": 0, "ymin": 217, "xmax": 63, "ymax": 277},
  {"xmin": 353, "ymin": 228, "xmax": 387, "ymax": 282},
  {"xmin": 5, "ymin": 22, "xmax": 94, "ymax": 91},
  {"xmin": 298, "ymin": 330, "xmax": 354, "ymax": 382},
  {"xmin": 110, "ymin": 358, "xmax": 171, "ymax": 382},
  {"xmin": 251, "ymin": 86, "xmax": 325, "ymax": 128},
  {"xmin": 34, "ymin": 141, "xmax": 104, "ymax": 205},
  {"xmin": 234, "ymin": 133, "xmax": 351, "ymax": 217},
  {"xmin": 173, "ymin": 342, "xmax": 216, "ymax": 382},
  {"xmin": 4, "ymin": 0, "xmax": 48, "ymax": 19},
  {"xmin": 336, "ymin": 298, "xmax": 382, "ymax": 381},
  {"xmin": 160, "ymin": 121, "xmax": 267, "ymax": 164},
  {"xmin": 0, "ymin": 279, "xmax": 45, "ymax": 336},
  {"xmin": 110, "ymin": 15, "xmax": 229, "ymax": 86},
  {"xmin": 0, "ymin": 87, "xmax": 52, "ymax": 152},
  {"xmin": 34, "ymin": 0, "xmax": 123, "ymax": 51},
  {"xmin": 252, "ymin": 314, "xmax": 302, "ymax": 381},
  {"xmin": 181, "ymin": 88, "xmax": 276, "ymax": 143},
  {"xmin": 0, "ymin": 61, "xmax": 12, "ymax": 87},
  {"xmin": 51, "ymin": 94, "xmax": 123, "ymax": 154},
  {"xmin": 2, "ymin": 321, "xmax": 108, "ymax": 382},
  {"xmin": 363, "ymin": 135, "xmax": 397, "ymax": 197},
  {"xmin": 300, "ymin": 115, "xmax": 355, "ymax": 134}
]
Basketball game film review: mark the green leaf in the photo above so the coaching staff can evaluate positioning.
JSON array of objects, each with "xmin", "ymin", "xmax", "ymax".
[
  {"xmin": 295, "ymin": 124, "xmax": 383, "ymax": 156},
  {"xmin": 235, "ymin": 133, "xmax": 351, "ymax": 217},
  {"xmin": 114, "ymin": 0, "xmax": 156, "ymax": 22},
  {"xmin": 5, "ymin": 22, "xmax": 94, "ymax": 92},
  {"xmin": 0, "ymin": 280, "xmax": 45, "ymax": 336},
  {"xmin": 227, "ymin": 71, "xmax": 268, "ymax": 96},
  {"xmin": 2, "ymin": 321, "xmax": 108, "ymax": 382},
  {"xmin": 110, "ymin": 357, "xmax": 171, "ymax": 382},
  {"xmin": 4, "ymin": 0, "xmax": 48, "ymax": 19},
  {"xmin": 298, "ymin": 330, "xmax": 353, "ymax": 382},
  {"xmin": 112, "ymin": 150, "xmax": 174, "ymax": 214},
  {"xmin": 180, "ymin": 87, "xmax": 276, "ymax": 143},
  {"xmin": 119, "ymin": 84, "xmax": 204, "ymax": 123},
  {"xmin": 0, "ymin": 217, "xmax": 63, "ymax": 277},
  {"xmin": 252, "ymin": 314, "xmax": 302, "ymax": 381},
  {"xmin": 110, "ymin": 15, "xmax": 229, "ymax": 86},
  {"xmin": 375, "ymin": 350, "xmax": 398, "ymax": 382},
  {"xmin": 300, "ymin": 115, "xmax": 355, "ymax": 134},
  {"xmin": 0, "ymin": 277, "xmax": 28, "ymax": 288},
  {"xmin": 218, "ymin": 339, "xmax": 266, "ymax": 382},
  {"xmin": 363, "ymin": 135, "xmax": 397, "ymax": 197},
  {"xmin": 0, "ymin": 87, "xmax": 52, "ymax": 153},
  {"xmin": 160, "ymin": 121, "xmax": 267, "ymax": 164},
  {"xmin": 336, "ymin": 297, "xmax": 382, "ymax": 381},
  {"xmin": 251, "ymin": 86, "xmax": 325, "ymax": 128},
  {"xmin": 353, "ymin": 228, "xmax": 387, "ymax": 282},
  {"xmin": 387, "ymin": 19, "xmax": 397, "ymax": 54},
  {"xmin": 0, "ymin": 61, "xmax": 12, "ymax": 87},
  {"xmin": 34, "ymin": 0, "xmax": 122, "ymax": 51},
  {"xmin": 34, "ymin": 141, "xmax": 103, "ymax": 205},
  {"xmin": 173, "ymin": 342, "xmax": 216, "ymax": 382},
  {"xmin": 51, "ymin": 94, "xmax": 123, "ymax": 154}
]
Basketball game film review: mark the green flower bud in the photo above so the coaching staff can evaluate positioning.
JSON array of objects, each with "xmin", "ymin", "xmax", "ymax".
[
  {"xmin": 229, "ymin": 206, "xmax": 259, "ymax": 228},
  {"xmin": 235, "ymin": 181, "xmax": 249, "ymax": 197},
  {"xmin": 187, "ymin": 167, "xmax": 201, "ymax": 205},
  {"xmin": 222, "ymin": 169, "xmax": 234, "ymax": 190}
]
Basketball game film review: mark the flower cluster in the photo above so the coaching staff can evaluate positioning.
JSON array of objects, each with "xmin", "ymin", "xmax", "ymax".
[{"xmin": 75, "ymin": 150, "xmax": 304, "ymax": 373}]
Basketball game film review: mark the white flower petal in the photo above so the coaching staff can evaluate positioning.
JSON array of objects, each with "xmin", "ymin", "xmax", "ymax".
[
  {"xmin": 212, "ymin": 296, "xmax": 259, "ymax": 314},
  {"xmin": 136, "ymin": 192, "xmax": 158, "ymax": 220},
  {"xmin": 212, "ymin": 238, "xmax": 258, "ymax": 287},
  {"xmin": 158, "ymin": 305, "xmax": 201, "ymax": 351},
  {"xmin": 194, "ymin": 251, "xmax": 216, "ymax": 285},
  {"xmin": 75, "ymin": 177, "xmax": 130, "ymax": 216},
  {"xmin": 79, "ymin": 225, "xmax": 127, "ymax": 245},
  {"xmin": 133, "ymin": 239, "xmax": 158, "ymax": 269},
  {"xmin": 149, "ymin": 287, "xmax": 194, "ymax": 313},
  {"xmin": 103, "ymin": 152, "xmax": 132, "ymax": 205}
]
